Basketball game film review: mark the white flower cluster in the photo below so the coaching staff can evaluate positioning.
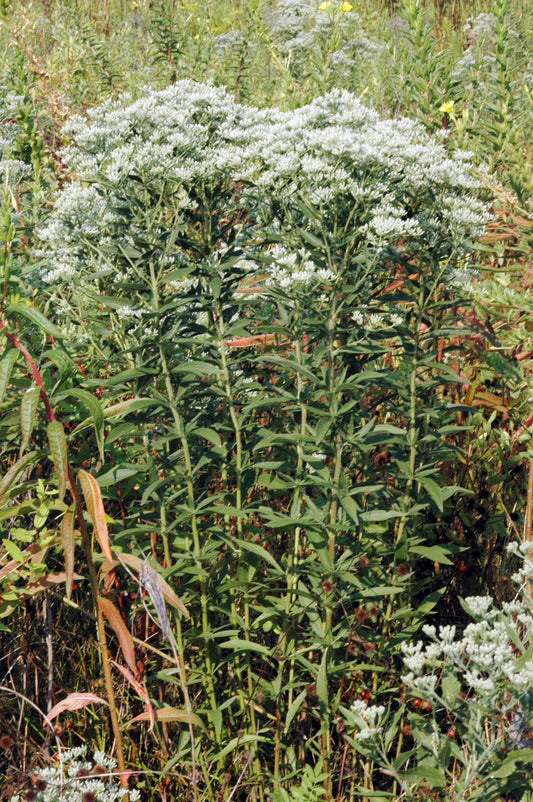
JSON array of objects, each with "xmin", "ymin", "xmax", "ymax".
[
  {"xmin": 402, "ymin": 583, "xmax": 533, "ymax": 700},
  {"xmin": 350, "ymin": 699, "xmax": 387, "ymax": 740},
  {"xmin": 37, "ymin": 80, "xmax": 490, "ymax": 336},
  {"xmin": 265, "ymin": 245, "xmax": 335, "ymax": 292},
  {"xmin": 11, "ymin": 746, "xmax": 140, "ymax": 802}
]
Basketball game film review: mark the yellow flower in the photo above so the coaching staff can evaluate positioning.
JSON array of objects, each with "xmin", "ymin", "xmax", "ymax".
[
  {"xmin": 319, "ymin": 1, "xmax": 331, "ymax": 9},
  {"xmin": 439, "ymin": 100, "xmax": 455, "ymax": 115},
  {"xmin": 340, "ymin": 2, "xmax": 353, "ymax": 11}
]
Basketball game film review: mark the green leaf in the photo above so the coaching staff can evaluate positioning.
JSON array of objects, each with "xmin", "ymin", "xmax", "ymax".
[
  {"xmin": 284, "ymin": 689, "xmax": 307, "ymax": 732},
  {"xmin": 416, "ymin": 475, "xmax": 445, "ymax": 511},
  {"xmin": 172, "ymin": 361, "xmax": 221, "ymax": 376},
  {"xmin": 96, "ymin": 466, "xmax": 140, "ymax": 488},
  {"xmin": 401, "ymin": 765, "xmax": 445, "ymax": 788},
  {"xmin": 219, "ymin": 639, "xmax": 272, "ymax": 656},
  {"xmin": 235, "ymin": 538, "xmax": 283, "ymax": 573},
  {"xmin": 47, "ymin": 421, "xmax": 70, "ymax": 502},
  {"xmin": 20, "ymin": 387, "xmax": 40, "ymax": 455},
  {"xmin": 315, "ymin": 417, "xmax": 331, "ymax": 445},
  {"xmin": 316, "ymin": 649, "xmax": 328, "ymax": 705},
  {"xmin": 0, "ymin": 349, "xmax": 19, "ymax": 404},
  {"xmin": 442, "ymin": 671, "xmax": 461, "ymax": 706},
  {"xmin": 2, "ymin": 538, "xmax": 26, "ymax": 562},
  {"xmin": 192, "ymin": 427, "xmax": 222, "ymax": 447},
  {"xmin": 489, "ymin": 749, "xmax": 533, "ymax": 778},
  {"xmin": 410, "ymin": 545, "xmax": 455, "ymax": 565},
  {"xmin": 340, "ymin": 495, "xmax": 360, "ymax": 524},
  {"xmin": 56, "ymin": 389, "xmax": 105, "ymax": 461},
  {"xmin": 7, "ymin": 303, "xmax": 64, "ymax": 338}
]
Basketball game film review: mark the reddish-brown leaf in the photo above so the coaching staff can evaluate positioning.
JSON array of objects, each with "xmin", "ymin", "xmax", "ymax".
[
  {"xmin": 48, "ymin": 692, "xmax": 108, "ymax": 720},
  {"xmin": 110, "ymin": 660, "xmax": 147, "ymax": 700},
  {"xmin": 79, "ymin": 469, "xmax": 113, "ymax": 560},
  {"xmin": 99, "ymin": 596, "xmax": 136, "ymax": 673}
]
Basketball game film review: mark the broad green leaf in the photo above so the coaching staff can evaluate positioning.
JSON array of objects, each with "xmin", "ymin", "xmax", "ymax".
[
  {"xmin": 20, "ymin": 386, "xmax": 40, "ymax": 455},
  {"xmin": 340, "ymin": 495, "xmax": 360, "ymax": 524},
  {"xmin": 416, "ymin": 475, "xmax": 444, "ymax": 511},
  {"xmin": 314, "ymin": 417, "xmax": 331, "ymax": 444},
  {"xmin": 402, "ymin": 765, "xmax": 445, "ymax": 788},
  {"xmin": 173, "ymin": 361, "xmax": 221, "ymax": 376},
  {"xmin": 43, "ymin": 348, "xmax": 75, "ymax": 380},
  {"xmin": 442, "ymin": 671, "xmax": 461, "ymax": 706},
  {"xmin": 220, "ymin": 639, "xmax": 271, "ymax": 656},
  {"xmin": 192, "ymin": 427, "xmax": 222, "ymax": 447},
  {"xmin": 410, "ymin": 545, "xmax": 454, "ymax": 565},
  {"xmin": 0, "ymin": 349, "xmax": 19, "ymax": 404},
  {"xmin": 47, "ymin": 421, "xmax": 70, "ymax": 502},
  {"xmin": 96, "ymin": 466, "xmax": 140, "ymax": 488},
  {"xmin": 2, "ymin": 539, "xmax": 26, "ymax": 562}
]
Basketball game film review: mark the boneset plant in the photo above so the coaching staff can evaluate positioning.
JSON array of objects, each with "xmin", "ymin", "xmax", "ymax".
[{"xmin": 31, "ymin": 81, "xmax": 491, "ymax": 798}]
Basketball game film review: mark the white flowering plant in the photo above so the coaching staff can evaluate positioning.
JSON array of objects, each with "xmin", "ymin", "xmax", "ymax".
[
  {"xmin": 24, "ymin": 78, "xmax": 497, "ymax": 794},
  {"xmin": 12, "ymin": 747, "xmax": 140, "ymax": 802},
  {"xmin": 343, "ymin": 548, "xmax": 533, "ymax": 801}
]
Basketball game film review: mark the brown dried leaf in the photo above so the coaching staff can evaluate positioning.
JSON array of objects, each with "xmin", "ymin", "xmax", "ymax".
[
  {"xmin": 48, "ymin": 692, "xmax": 108, "ymax": 720},
  {"xmin": 99, "ymin": 596, "xmax": 136, "ymax": 673}
]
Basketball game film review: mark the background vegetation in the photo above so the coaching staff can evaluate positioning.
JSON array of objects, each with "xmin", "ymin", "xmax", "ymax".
[{"xmin": 0, "ymin": 0, "xmax": 532, "ymax": 799}]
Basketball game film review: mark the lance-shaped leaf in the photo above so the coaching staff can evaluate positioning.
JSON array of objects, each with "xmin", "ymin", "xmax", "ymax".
[
  {"xmin": 61, "ymin": 507, "xmax": 76, "ymax": 599},
  {"xmin": 110, "ymin": 660, "xmax": 148, "ymax": 700},
  {"xmin": 47, "ymin": 421, "xmax": 69, "ymax": 502},
  {"xmin": 70, "ymin": 397, "xmax": 141, "ymax": 439},
  {"xmin": 20, "ymin": 386, "xmax": 40, "ymax": 456},
  {"xmin": 7, "ymin": 303, "xmax": 64, "ymax": 339},
  {"xmin": 48, "ymin": 692, "xmax": 108, "ymax": 720},
  {"xmin": 99, "ymin": 596, "xmax": 136, "ymax": 673},
  {"xmin": 127, "ymin": 707, "xmax": 203, "ymax": 728},
  {"xmin": 0, "ymin": 348, "xmax": 19, "ymax": 404},
  {"xmin": 0, "ymin": 451, "xmax": 44, "ymax": 505},
  {"xmin": 55, "ymin": 389, "xmax": 105, "ymax": 461},
  {"xmin": 79, "ymin": 469, "xmax": 113, "ymax": 561}
]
